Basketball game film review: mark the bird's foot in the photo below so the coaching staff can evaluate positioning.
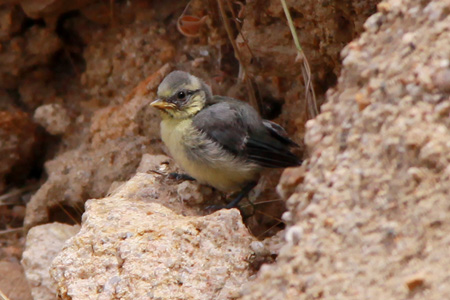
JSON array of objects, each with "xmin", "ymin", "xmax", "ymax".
[
  {"xmin": 204, "ymin": 204, "xmax": 227, "ymax": 213},
  {"xmin": 205, "ymin": 181, "xmax": 258, "ymax": 212},
  {"xmin": 167, "ymin": 172, "xmax": 196, "ymax": 182}
]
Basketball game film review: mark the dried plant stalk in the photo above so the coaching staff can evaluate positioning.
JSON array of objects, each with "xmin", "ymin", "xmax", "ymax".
[
  {"xmin": 280, "ymin": 0, "xmax": 319, "ymax": 118},
  {"xmin": 217, "ymin": 0, "xmax": 260, "ymax": 112}
]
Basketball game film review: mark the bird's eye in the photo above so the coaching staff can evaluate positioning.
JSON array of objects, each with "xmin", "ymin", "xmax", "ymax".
[{"xmin": 177, "ymin": 91, "xmax": 186, "ymax": 99}]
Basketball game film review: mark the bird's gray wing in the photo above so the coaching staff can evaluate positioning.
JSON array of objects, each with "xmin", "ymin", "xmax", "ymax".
[
  {"xmin": 192, "ymin": 99, "xmax": 301, "ymax": 168},
  {"xmin": 262, "ymin": 120, "xmax": 299, "ymax": 148},
  {"xmin": 192, "ymin": 101, "xmax": 248, "ymax": 155}
]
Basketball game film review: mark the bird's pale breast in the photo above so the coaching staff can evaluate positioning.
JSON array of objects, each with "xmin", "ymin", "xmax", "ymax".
[{"xmin": 160, "ymin": 118, "xmax": 260, "ymax": 192}]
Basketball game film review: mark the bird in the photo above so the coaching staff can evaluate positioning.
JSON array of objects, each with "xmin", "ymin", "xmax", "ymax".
[{"xmin": 151, "ymin": 70, "xmax": 301, "ymax": 209}]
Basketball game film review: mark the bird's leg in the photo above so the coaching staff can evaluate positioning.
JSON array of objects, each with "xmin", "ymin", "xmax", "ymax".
[
  {"xmin": 168, "ymin": 172, "xmax": 196, "ymax": 181},
  {"xmin": 225, "ymin": 181, "xmax": 258, "ymax": 209}
]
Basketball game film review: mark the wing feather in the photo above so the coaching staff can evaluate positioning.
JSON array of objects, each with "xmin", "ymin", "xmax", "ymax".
[{"xmin": 192, "ymin": 98, "xmax": 301, "ymax": 168}]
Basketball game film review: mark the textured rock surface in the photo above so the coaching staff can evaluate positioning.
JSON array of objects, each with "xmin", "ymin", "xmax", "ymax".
[
  {"xmin": 0, "ymin": 260, "xmax": 33, "ymax": 300},
  {"xmin": 241, "ymin": 0, "xmax": 450, "ymax": 299},
  {"xmin": 24, "ymin": 65, "xmax": 170, "ymax": 229},
  {"xmin": 50, "ymin": 176, "xmax": 256, "ymax": 300},
  {"xmin": 80, "ymin": 21, "xmax": 175, "ymax": 105},
  {"xmin": 0, "ymin": 4, "xmax": 24, "ymax": 42},
  {"xmin": 21, "ymin": 223, "xmax": 80, "ymax": 300},
  {"xmin": 0, "ymin": 25, "xmax": 61, "ymax": 89},
  {"xmin": 106, "ymin": 170, "xmax": 208, "ymax": 217},
  {"xmin": 34, "ymin": 103, "xmax": 71, "ymax": 135}
]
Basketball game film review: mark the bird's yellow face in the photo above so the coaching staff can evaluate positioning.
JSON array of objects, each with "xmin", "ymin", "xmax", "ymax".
[{"xmin": 151, "ymin": 71, "xmax": 211, "ymax": 119}]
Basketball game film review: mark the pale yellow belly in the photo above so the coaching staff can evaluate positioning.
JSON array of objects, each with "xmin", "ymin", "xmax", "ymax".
[{"xmin": 160, "ymin": 118, "xmax": 259, "ymax": 192}]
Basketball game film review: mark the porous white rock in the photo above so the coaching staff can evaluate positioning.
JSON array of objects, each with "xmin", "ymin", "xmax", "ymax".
[
  {"xmin": 21, "ymin": 223, "xmax": 80, "ymax": 300},
  {"xmin": 33, "ymin": 103, "xmax": 71, "ymax": 135},
  {"xmin": 50, "ymin": 181, "xmax": 256, "ymax": 300}
]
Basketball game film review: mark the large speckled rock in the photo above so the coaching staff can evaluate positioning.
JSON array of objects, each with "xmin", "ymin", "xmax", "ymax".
[
  {"xmin": 50, "ymin": 173, "xmax": 256, "ymax": 300},
  {"xmin": 21, "ymin": 223, "xmax": 80, "ymax": 300},
  {"xmin": 241, "ymin": 0, "xmax": 450, "ymax": 299}
]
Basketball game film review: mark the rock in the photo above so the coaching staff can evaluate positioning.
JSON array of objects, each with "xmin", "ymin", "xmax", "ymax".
[
  {"xmin": 0, "ymin": 25, "xmax": 61, "ymax": 89},
  {"xmin": 276, "ymin": 165, "xmax": 305, "ymax": 200},
  {"xmin": 262, "ymin": 229, "xmax": 285, "ymax": 255},
  {"xmin": 34, "ymin": 103, "xmax": 71, "ymax": 135},
  {"xmin": 0, "ymin": 4, "xmax": 25, "ymax": 42},
  {"xmin": 21, "ymin": 223, "xmax": 80, "ymax": 300},
  {"xmin": 80, "ymin": 23, "xmax": 175, "ymax": 104},
  {"xmin": 106, "ymin": 172, "xmax": 205, "ymax": 217},
  {"xmin": 137, "ymin": 155, "xmax": 220, "ymax": 208},
  {"xmin": 24, "ymin": 65, "xmax": 171, "ymax": 229},
  {"xmin": 177, "ymin": 181, "xmax": 213, "ymax": 205},
  {"xmin": 18, "ymin": 68, "xmax": 57, "ymax": 110},
  {"xmin": 19, "ymin": 0, "xmax": 94, "ymax": 27},
  {"xmin": 50, "ymin": 182, "xmax": 256, "ymax": 300},
  {"xmin": 135, "ymin": 153, "xmax": 171, "ymax": 174},
  {"xmin": 241, "ymin": 0, "xmax": 450, "ymax": 299},
  {"xmin": 405, "ymin": 273, "xmax": 426, "ymax": 292},
  {"xmin": 0, "ymin": 110, "xmax": 38, "ymax": 194},
  {"xmin": 0, "ymin": 260, "xmax": 33, "ymax": 300}
]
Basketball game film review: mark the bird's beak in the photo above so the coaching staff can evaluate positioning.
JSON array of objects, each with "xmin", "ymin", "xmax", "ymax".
[{"xmin": 150, "ymin": 99, "xmax": 176, "ymax": 110}]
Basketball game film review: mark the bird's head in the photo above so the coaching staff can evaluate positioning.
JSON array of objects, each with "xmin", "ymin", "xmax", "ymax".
[{"xmin": 151, "ymin": 71, "xmax": 212, "ymax": 119}]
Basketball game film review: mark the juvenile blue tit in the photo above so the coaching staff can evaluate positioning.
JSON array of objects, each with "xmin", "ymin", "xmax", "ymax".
[{"xmin": 151, "ymin": 71, "xmax": 301, "ymax": 208}]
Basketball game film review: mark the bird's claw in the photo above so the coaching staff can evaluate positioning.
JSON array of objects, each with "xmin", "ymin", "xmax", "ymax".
[
  {"xmin": 204, "ymin": 204, "xmax": 228, "ymax": 213},
  {"xmin": 205, "ymin": 202, "xmax": 239, "ymax": 213},
  {"xmin": 167, "ymin": 172, "xmax": 196, "ymax": 182}
]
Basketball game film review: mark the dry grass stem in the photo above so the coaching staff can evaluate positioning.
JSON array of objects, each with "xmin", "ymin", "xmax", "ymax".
[
  {"xmin": 217, "ymin": 0, "xmax": 260, "ymax": 112},
  {"xmin": 280, "ymin": 0, "xmax": 319, "ymax": 118},
  {"xmin": 0, "ymin": 183, "xmax": 40, "ymax": 206},
  {"xmin": 0, "ymin": 228, "xmax": 23, "ymax": 235}
]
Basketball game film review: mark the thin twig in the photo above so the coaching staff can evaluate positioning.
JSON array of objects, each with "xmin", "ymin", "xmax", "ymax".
[
  {"xmin": 226, "ymin": 0, "xmax": 254, "ymax": 59},
  {"xmin": 72, "ymin": 201, "xmax": 85, "ymax": 216},
  {"xmin": 253, "ymin": 198, "xmax": 284, "ymax": 205},
  {"xmin": 217, "ymin": 0, "xmax": 260, "ymax": 113},
  {"xmin": 64, "ymin": 47, "xmax": 80, "ymax": 77},
  {"xmin": 0, "ymin": 183, "xmax": 40, "ymax": 205},
  {"xmin": 280, "ymin": 0, "xmax": 318, "ymax": 118},
  {"xmin": 0, "ymin": 228, "xmax": 23, "ymax": 235},
  {"xmin": 241, "ymin": 198, "xmax": 284, "ymax": 208},
  {"xmin": 257, "ymin": 220, "xmax": 283, "ymax": 239},
  {"xmin": 56, "ymin": 203, "xmax": 80, "ymax": 225},
  {"xmin": 255, "ymin": 209, "xmax": 284, "ymax": 223},
  {"xmin": 149, "ymin": 169, "xmax": 166, "ymax": 176}
]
